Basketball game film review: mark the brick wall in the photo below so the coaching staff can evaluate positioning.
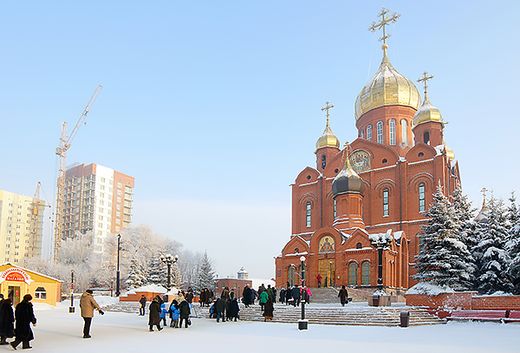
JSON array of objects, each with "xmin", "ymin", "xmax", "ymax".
[{"xmin": 405, "ymin": 292, "xmax": 520, "ymax": 310}]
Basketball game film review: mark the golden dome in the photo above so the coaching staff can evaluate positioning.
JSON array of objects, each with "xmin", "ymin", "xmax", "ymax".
[
  {"xmin": 445, "ymin": 145, "xmax": 455, "ymax": 160},
  {"xmin": 413, "ymin": 99, "xmax": 443, "ymax": 127},
  {"xmin": 355, "ymin": 52, "xmax": 421, "ymax": 120},
  {"xmin": 316, "ymin": 124, "xmax": 340, "ymax": 150}
]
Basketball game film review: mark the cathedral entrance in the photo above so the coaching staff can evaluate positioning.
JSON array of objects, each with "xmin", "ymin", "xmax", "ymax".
[{"xmin": 318, "ymin": 259, "xmax": 335, "ymax": 288}]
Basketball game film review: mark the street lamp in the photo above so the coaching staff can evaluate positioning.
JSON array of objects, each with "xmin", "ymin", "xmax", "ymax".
[
  {"xmin": 370, "ymin": 232, "xmax": 392, "ymax": 307},
  {"xmin": 298, "ymin": 256, "xmax": 308, "ymax": 330},
  {"xmin": 160, "ymin": 253, "xmax": 179, "ymax": 291},
  {"xmin": 69, "ymin": 269, "xmax": 75, "ymax": 313},
  {"xmin": 115, "ymin": 234, "xmax": 122, "ymax": 297}
]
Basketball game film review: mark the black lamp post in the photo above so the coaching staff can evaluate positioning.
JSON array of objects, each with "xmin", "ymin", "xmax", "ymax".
[
  {"xmin": 115, "ymin": 233, "xmax": 122, "ymax": 297},
  {"xmin": 370, "ymin": 233, "xmax": 392, "ymax": 306},
  {"xmin": 298, "ymin": 256, "xmax": 308, "ymax": 330},
  {"xmin": 160, "ymin": 253, "xmax": 179, "ymax": 291},
  {"xmin": 69, "ymin": 270, "xmax": 75, "ymax": 313}
]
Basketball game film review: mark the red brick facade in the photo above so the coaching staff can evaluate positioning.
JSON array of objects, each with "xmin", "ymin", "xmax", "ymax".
[{"xmin": 406, "ymin": 292, "xmax": 520, "ymax": 310}]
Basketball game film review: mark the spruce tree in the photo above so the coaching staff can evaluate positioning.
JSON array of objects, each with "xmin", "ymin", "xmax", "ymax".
[
  {"xmin": 473, "ymin": 197, "xmax": 513, "ymax": 294},
  {"xmin": 507, "ymin": 192, "xmax": 519, "ymax": 234},
  {"xmin": 507, "ymin": 192, "xmax": 520, "ymax": 294},
  {"xmin": 147, "ymin": 256, "xmax": 166, "ymax": 286},
  {"xmin": 198, "ymin": 252, "xmax": 216, "ymax": 290},
  {"xmin": 415, "ymin": 185, "xmax": 474, "ymax": 290},
  {"xmin": 171, "ymin": 262, "xmax": 182, "ymax": 288},
  {"xmin": 126, "ymin": 258, "xmax": 146, "ymax": 288}
]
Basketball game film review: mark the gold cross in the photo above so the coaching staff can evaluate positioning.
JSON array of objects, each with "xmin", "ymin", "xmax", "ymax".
[
  {"xmin": 369, "ymin": 8, "xmax": 400, "ymax": 50},
  {"xmin": 418, "ymin": 72, "xmax": 434, "ymax": 100},
  {"xmin": 321, "ymin": 101, "xmax": 334, "ymax": 127}
]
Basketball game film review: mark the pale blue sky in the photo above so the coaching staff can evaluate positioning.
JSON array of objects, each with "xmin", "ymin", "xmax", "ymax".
[{"xmin": 1, "ymin": 1, "xmax": 518, "ymax": 278}]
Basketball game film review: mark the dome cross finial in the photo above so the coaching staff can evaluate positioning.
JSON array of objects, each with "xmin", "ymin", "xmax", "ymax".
[
  {"xmin": 369, "ymin": 8, "xmax": 400, "ymax": 57},
  {"xmin": 321, "ymin": 101, "xmax": 334, "ymax": 128},
  {"xmin": 418, "ymin": 71, "xmax": 434, "ymax": 101}
]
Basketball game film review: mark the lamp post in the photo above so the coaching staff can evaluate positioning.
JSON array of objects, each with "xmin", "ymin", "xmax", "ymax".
[
  {"xmin": 115, "ymin": 233, "xmax": 121, "ymax": 297},
  {"xmin": 298, "ymin": 256, "xmax": 308, "ymax": 330},
  {"xmin": 69, "ymin": 270, "xmax": 75, "ymax": 313},
  {"xmin": 370, "ymin": 232, "xmax": 392, "ymax": 306},
  {"xmin": 160, "ymin": 253, "xmax": 179, "ymax": 291}
]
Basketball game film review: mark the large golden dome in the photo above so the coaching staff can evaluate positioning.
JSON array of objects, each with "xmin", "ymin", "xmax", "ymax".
[{"xmin": 355, "ymin": 52, "xmax": 421, "ymax": 120}]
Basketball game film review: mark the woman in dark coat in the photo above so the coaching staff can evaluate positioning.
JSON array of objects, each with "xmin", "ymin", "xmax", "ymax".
[
  {"xmin": 148, "ymin": 297, "xmax": 162, "ymax": 331},
  {"xmin": 285, "ymin": 287, "xmax": 292, "ymax": 305},
  {"xmin": 215, "ymin": 298, "xmax": 225, "ymax": 322},
  {"xmin": 242, "ymin": 286, "xmax": 251, "ymax": 307},
  {"xmin": 11, "ymin": 295, "xmax": 36, "ymax": 350},
  {"xmin": 178, "ymin": 299, "xmax": 191, "ymax": 328},
  {"xmin": 0, "ymin": 298, "xmax": 15, "ymax": 345},
  {"xmin": 338, "ymin": 285, "xmax": 349, "ymax": 306},
  {"xmin": 263, "ymin": 297, "xmax": 274, "ymax": 322},
  {"xmin": 227, "ymin": 294, "xmax": 240, "ymax": 322}
]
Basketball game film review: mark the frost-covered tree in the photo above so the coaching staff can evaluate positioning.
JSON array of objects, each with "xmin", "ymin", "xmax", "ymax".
[
  {"xmin": 507, "ymin": 192, "xmax": 519, "ymax": 234},
  {"xmin": 197, "ymin": 252, "xmax": 216, "ymax": 290},
  {"xmin": 415, "ymin": 185, "xmax": 474, "ymax": 290},
  {"xmin": 473, "ymin": 197, "xmax": 513, "ymax": 294},
  {"xmin": 147, "ymin": 256, "xmax": 166, "ymax": 285},
  {"xmin": 506, "ymin": 192, "xmax": 520, "ymax": 294},
  {"xmin": 126, "ymin": 258, "xmax": 147, "ymax": 288},
  {"xmin": 171, "ymin": 262, "xmax": 182, "ymax": 288}
]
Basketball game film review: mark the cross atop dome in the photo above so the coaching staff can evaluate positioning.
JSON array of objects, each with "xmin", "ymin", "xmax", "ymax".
[
  {"xmin": 418, "ymin": 72, "xmax": 434, "ymax": 101},
  {"xmin": 369, "ymin": 8, "xmax": 400, "ymax": 56},
  {"xmin": 321, "ymin": 101, "xmax": 334, "ymax": 128}
]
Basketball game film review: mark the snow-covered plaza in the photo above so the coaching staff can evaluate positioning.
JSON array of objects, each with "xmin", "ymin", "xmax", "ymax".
[{"xmin": 15, "ymin": 303, "xmax": 519, "ymax": 353}]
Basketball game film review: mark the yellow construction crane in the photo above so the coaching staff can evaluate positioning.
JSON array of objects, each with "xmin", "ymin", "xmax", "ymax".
[{"xmin": 53, "ymin": 85, "xmax": 103, "ymax": 262}]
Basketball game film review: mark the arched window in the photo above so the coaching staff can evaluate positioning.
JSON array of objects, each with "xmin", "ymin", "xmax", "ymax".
[
  {"xmin": 419, "ymin": 183, "xmax": 426, "ymax": 213},
  {"xmin": 35, "ymin": 287, "xmax": 47, "ymax": 300},
  {"xmin": 383, "ymin": 188, "xmax": 389, "ymax": 217},
  {"xmin": 376, "ymin": 121, "xmax": 384, "ymax": 144},
  {"xmin": 401, "ymin": 120, "xmax": 408, "ymax": 146},
  {"xmin": 321, "ymin": 155, "xmax": 327, "ymax": 170},
  {"xmin": 360, "ymin": 130, "xmax": 365, "ymax": 139},
  {"xmin": 423, "ymin": 131, "xmax": 430, "ymax": 145},
  {"xmin": 389, "ymin": 119, "xmax": 396, "ymax": 145},
  {"xmin": 333, "ymin": 199, "xmax": 337, "ymax": 220},
  {"xmin": 288, "ymin": 266, "xmax": 296, "ymax": 287},
  {"xmin": 348, "ymin": 262, "xmax": 358, "ymax": 286},
  {"xmin": 361, "ymin": 261, "xmax": 370, "ymax": 286},
  {"xmin": 356, "ymin": 242, "xmax": 363, "ymax": 249},
  {"xmin": 366, "ymin": 125, "xmax": 373, "ymax": 141},
  {"xmin": 305, "ymin": 202, "xmax": 312, "ymax": 228}
]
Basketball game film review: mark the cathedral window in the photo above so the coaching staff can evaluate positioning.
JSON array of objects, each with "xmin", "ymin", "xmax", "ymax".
[
  {"xmin": 423, "ymin": 131, "xmax": 430, "ymax": 145},
  {"xmin": 321, "ymin": 155, "xmax": 327, "ymax": 169},
  {"xmin": 305, "ymin": 202, "xmax": 312, "ymax": 227},
  {"xmin": 348, "ymin": 262, "xmax": 358, "ymax": 286},
  {"xmin": 333, "ymin": 199, "xmax": 337, "ymax": 220},
  {"xmin": 419, "ymin": 183, "xmax": 426, "ymax": 212},
  {"xmin": 401, "ymin": 120, "xmax": 408, "ymax": 146},
  {"xmin": 376, "ymin": 121, "xmax": 384, "ymax": 144},
  {"xmin": 361, "ymin": 261, "xmax": 370, "ymax": 286},
  {"xmin": 360, "ymin": 130, "xmax": 364, "ymax": 139},
  {"xmin": 383, "ymin": 188, "xmax": 389, "ymax": 217},
  {"xmin": 366, "ymin": 125, "xmax": 373, "ymax": 141},
  {"xmin": 389, "ymin": 119, "xmax": 396, "ymax": 145}
]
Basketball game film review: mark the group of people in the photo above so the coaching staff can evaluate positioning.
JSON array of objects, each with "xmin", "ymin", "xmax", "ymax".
[
  {"xmin": 0, "ymin": 293, "xmax": 37, "ymax": 350},
  {"xmin": 209, "ymin": 287, "xmax": 240, "ymax": 322},
  {"xmin": 144, "ymin": 289, "xmax": 194, "ymax": 331},
  {"xmin": 241, "ymin": 284, "xmax": 276, "ymax": 321},
  {"xmin": 198, "ymin": 288, "xmax": 214, "ymax": 307},
  {"xmin": 278, "ymin": 284, "xmax": 312, "ymax": 307}
]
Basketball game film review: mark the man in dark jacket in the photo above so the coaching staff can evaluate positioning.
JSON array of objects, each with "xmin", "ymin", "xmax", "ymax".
[
  {"xmin": 215, "ymin": 298, "xmax": 225, "ymax": 323},
  {"xmin": 291, "ymin": 285, "xmax": 301, "ymax": 307},
  {"xmin": 242, "ymin": 285, "xmax": 251, "ymax": 307},
  {"xmin": 148, "ymin": 297, "xmax": 162, "ymax": 331},
  {"xmin": 0, "ymin": 297, "xmax": 15, "ymax": 345},
  {"xmin": 227, "ymin": 294, "xmax": 240, "ymax": 322},
  {"xmin": 285, "ymin": 286, "xmax": 292, "ymax": 305},
  {"xmin": 338, "ymin": 285, "xmax": 349, "ymax": 306},
  {"xmin": 179, "ymin": 299, "xmax": 191, "ymax": 328},
  {"xmin": 11, "ymin": 295, "xmax": 36, "ymax": 350},
  {"xmin": 279, "ymin": 288, "xmax": 286, "ymax": 304},
  {"xmin": 139, "ymin": 295, "xmax": 147, "ymax": 316}
]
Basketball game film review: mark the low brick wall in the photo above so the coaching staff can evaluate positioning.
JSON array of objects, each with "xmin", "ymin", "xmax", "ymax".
[
  {"xmin": 406, "ymin": 291, "xmax": 520, "ymax": 310},
  {"xmin": 120, "ymin": 291, "xmax": 165, "ymax": 302}
]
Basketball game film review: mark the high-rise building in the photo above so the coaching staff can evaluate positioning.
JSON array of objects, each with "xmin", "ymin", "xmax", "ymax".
[
  {"xmin": 0, "ymin": 189, "xmax": 45, "ymax": 264},
  {"xmin": 62, "ymin": 163, "xmax": 134, "ymax": 253}
]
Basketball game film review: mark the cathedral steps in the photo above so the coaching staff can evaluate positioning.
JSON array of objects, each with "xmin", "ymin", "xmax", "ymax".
[{"xmin": 236, "ymin": 304, "xmax": 445, "ymax": 327}]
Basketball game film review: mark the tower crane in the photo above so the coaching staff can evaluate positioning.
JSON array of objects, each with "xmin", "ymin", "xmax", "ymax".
[{"xmin": 53, "ymin": 85, "xmax": 103, "ymax": 262}]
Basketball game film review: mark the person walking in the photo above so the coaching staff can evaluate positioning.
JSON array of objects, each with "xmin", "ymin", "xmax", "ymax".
[
  {"xmin": 263, "ymin": 297, "xmax": 274, "ymax": 322},
  {"xmin": 159, "ymin": 297, "xmax": 168, "ymax": 327},
  {"xmin": 317, "ymin": 274, "xmax": 322, "ymax": 288},
  {"xmin": 139, "ymin": 295, "xmax": 147, "ymax": 316},
  {"xmin": 80, "ymin": 289, "xmax": 104, "ymax": 339},
  {"xmin": 10, "ymin": 295, "xmax": 37, "ymax": 350},
  {"xmin": 285, "ymin": 286, "xmax": 292, "ymax": 305},
  {"xmin": 259, "ymin": 289, "xmax": 268, "ymax": 312},
  {"xmin": 279, "ymin": 288, "xmax": 286, "ymax": 304},
  {"xmin": 227, "ymin": 293, "xmax": 240, "ymax": 322},
  {"xmin": 215, "ymin": 297, "xmax": 225, "ymax": 323},
  {"xmin": 149, "ymin": 297, "xmax": 162, "ymax": 331},
  {"xmin": 179, "ymin": 299, "xmax": 191, "ymax": 328},
  {"xmin": 169, "ymin": 300, "xmax": 180, "ymax": 328},
  {"xmin": 200, "ymin": 289, "xmax": 207, "ymax": 308},
  {"xmin": 338, "ymin": 285, "xmax": 349, "ymax": 306},
  {"xmin": 242, "ymin": 285, "xmax": 252, "ymax": 308},
  {"xmin": 291, "ymin": 285, "xmax": 301, "ymax": 307},
  {"xmin": 0, "ymin": 297, "xmax": 14, "ymax": 345}
]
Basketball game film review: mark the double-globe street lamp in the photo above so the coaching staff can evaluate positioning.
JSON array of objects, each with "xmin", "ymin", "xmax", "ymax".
[
  {"xmin": 370, "ymin": 232, "xmax": 392, "ymax": 307},
  {"xmin": 160, "ymin": 253, "xmax": 179, "ymax": 291},
  {"xmin": 298, "ymin": 255, "xmax": 308, "ymax": 330},
  {"xmin": 115, "ymin": 234, "xmax": 122, "ymax": 297}
]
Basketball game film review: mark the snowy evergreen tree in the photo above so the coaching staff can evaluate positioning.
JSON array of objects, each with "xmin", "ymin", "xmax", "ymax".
[
  {"xmin": 473, "ymin": 197, "xmax": 513, "ymax": 294},
  {"xmin": 147, "ymin": 256, "xmax": 166, "ymax": 285},
  {"xmin": 506, "ymin": 192, "xmax": 520, "ymax": 294},
  {"xmin": 126, "ymin": 258, "xmax": 147, "ymax": 288},
  {"xmin": 197, "ymin": 252, "xmax": 216, "ymax": 290},
  {"xmin": 507, "ymin": 192, "xmax": 519, "ymax": 233},
  {"xmin": 171, "ymin": 262, "xmax": 182, "ymax": 288},
  {"xmin": 415, "ymin": 185, "xmax": 474, "ymax": 290}
]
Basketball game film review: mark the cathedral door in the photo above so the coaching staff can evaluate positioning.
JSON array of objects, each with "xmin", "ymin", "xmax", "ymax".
[
  {"xmin": 288, "ymin": 266, "xmax": 296, "ymax": 287},
  {"xmin": 318, "ymin": 260, "xmax": 336, "ymax": 288}
]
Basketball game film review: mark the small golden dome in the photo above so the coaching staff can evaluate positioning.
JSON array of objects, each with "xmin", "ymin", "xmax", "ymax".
[
  {"xmin": 316, "ymin": 102, "xmax": 340, "ymax": 150},
  {"xmin": 355, "ymin": 52, "xmax": 421, "ymax": 120},
  {"xmin": 445, "ymin": 145, "xmax": 455, "ymax": 160},
  {"xmin": 413, "ymin": 99, "xmax": 443, "ymax": 127}
]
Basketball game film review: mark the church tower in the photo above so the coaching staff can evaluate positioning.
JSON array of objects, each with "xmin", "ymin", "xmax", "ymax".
[{"xmin": 315, "ymin": 102, "xmax": 340, "ymax": 172}]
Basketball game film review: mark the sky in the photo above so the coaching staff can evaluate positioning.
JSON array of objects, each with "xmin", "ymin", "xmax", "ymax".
[{"xmin": 1, "ymin": 1, "xmax": 519, "ymax": 279}]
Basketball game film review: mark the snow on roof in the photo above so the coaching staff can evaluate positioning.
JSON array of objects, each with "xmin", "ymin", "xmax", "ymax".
[
  {"xmin": 0, "ymin": 262, "xmax": 63, "ymax": 283},
  {"xmin": 133, "ymin": 284, "xmax": 167, "ymax": 293},
  {"xmin": 164, "ymin": 287, "xmax": 181, "ymax": 296},
  {"xmin": 406, "ymin": 282, "xmax": 454, "ymax": 296},
  {"xmin": 250, "ymin": 278, "xmax": 275, "ymax": 289}
]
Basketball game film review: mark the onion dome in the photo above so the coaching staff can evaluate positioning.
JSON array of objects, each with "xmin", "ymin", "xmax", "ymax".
[
  {"xmin": 355, "ymin": 50, "xmax": 421, "ymax": 120},
  {"xmin": 316, "ymin": 102, "xmax": 340, "ymax": 150},
  {"xmin": 413, "ymin": 72, "xmax": 445, "ymax": 127},
  {"xmin": 445, "ymin": 145, "xmax": 455, "ymax": 160},
  {"xmin": 332, "ymin": 144, "xmax": 364, "ymax": 196}
]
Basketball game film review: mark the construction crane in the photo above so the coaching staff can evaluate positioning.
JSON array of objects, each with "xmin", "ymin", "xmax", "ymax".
[{"xmin": 53, "ymin": 85, "xmax": 103, "ymax": 262}]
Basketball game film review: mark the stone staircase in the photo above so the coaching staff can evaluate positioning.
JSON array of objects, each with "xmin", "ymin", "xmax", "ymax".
[
  {"xmin": 236, "ymin": 304, "xmax": 445, "ymax": 327},
  {"xmin": 310, "ymin": 288, "xmax": 340, "ymax": 303}
]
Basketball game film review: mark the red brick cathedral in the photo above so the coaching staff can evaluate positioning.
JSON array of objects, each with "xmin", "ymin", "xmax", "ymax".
[{"xmin": 275, "ymin": 11, "xmax": 460, "ymax": 293}]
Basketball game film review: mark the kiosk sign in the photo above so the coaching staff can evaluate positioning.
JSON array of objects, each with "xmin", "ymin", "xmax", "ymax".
[{"xmin": 0, "ymin": 268, "xmax": 33, "ymax": 284}]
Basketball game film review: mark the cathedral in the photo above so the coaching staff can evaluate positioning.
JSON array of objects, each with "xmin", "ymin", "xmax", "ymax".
[{"xmin": 275, "ymin": 10, "xmax": 460, "ymax": 293}]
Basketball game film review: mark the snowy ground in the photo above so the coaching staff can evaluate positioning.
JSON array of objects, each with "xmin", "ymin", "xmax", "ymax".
[{"xmin": 6, "ymin": 303, "xmax": 518, "ymax": 353}]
